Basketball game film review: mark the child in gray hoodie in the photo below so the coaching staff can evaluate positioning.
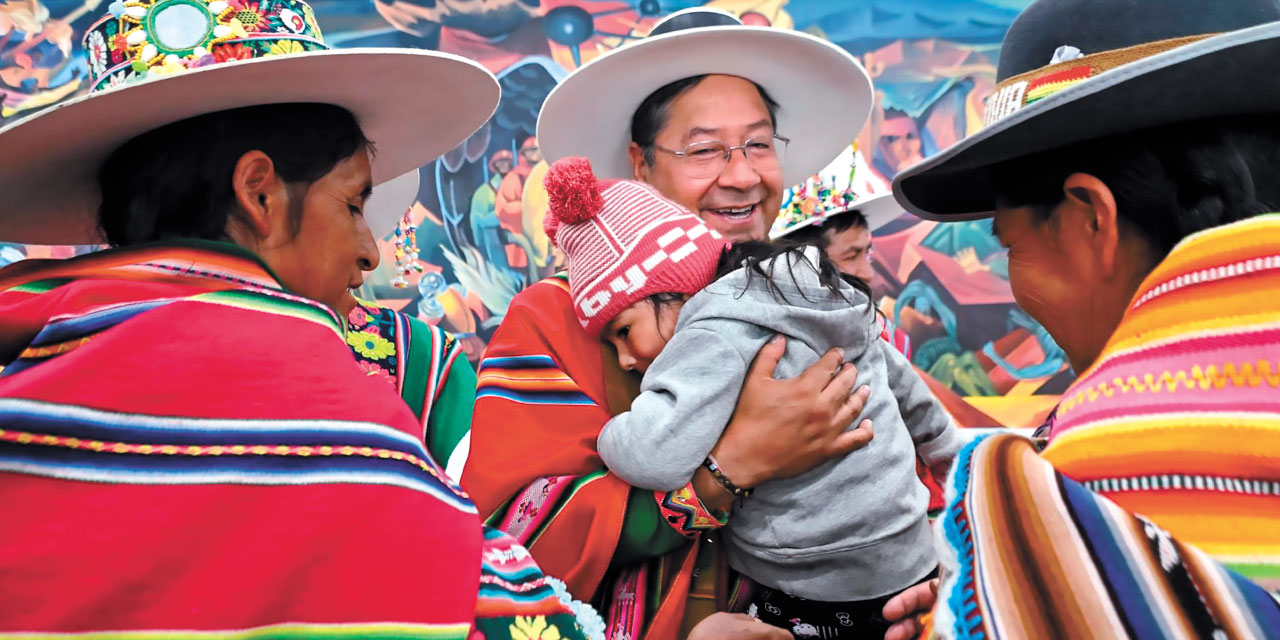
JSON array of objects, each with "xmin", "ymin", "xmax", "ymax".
[{"xmin": 543, "ymin": 157, "xmax": 961, "ymax": 639}]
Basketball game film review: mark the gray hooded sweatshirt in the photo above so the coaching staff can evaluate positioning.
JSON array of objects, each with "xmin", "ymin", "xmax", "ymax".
[{"xmin": 596, "ymin": 247, "xmax": 961, "ymax": 601}]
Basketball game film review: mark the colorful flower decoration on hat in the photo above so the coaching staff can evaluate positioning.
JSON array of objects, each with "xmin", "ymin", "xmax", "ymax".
[
  {"xmin": 86, "ymin": 0, "xmax": 327, "ymax": 91},
  {"xmin": 770, "ymin": 142, "xmax": 886, "ymax": 238}
]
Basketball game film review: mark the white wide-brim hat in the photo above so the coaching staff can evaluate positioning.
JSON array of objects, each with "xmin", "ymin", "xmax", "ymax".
[
  {"xmin": 772, "ymin": 194, "xmax": 901, "ymax": 240},
  {"xmin": 0, "ymin": 20, "xmax": 497, "ymax": 244},
  {"xmin": 536, "ymin": 9, "xmax": 873, "ymax": 186}
]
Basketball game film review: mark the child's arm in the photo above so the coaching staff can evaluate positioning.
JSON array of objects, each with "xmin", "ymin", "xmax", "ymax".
[
  {"xmin": 597, "ymin": 326, "xmax": 749, "ymax": 492},
  {"xmin": 879, "ymin": 339, "xmax": 963, "ymax": 473}
]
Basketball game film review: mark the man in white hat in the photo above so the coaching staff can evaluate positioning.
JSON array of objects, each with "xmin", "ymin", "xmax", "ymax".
[
  {"xmin": 0, "ymin": 1, "xmax": 594, "ymax": 637},
  {"xmin": 466, "ymin": 8, "xmax": 882, "ymax": 638}
]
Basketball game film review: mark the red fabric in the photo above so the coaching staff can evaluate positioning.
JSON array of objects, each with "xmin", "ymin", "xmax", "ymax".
[
  {"xmin": 0, "ymin": 249, "xmax": 481, "ymax": 635},
  {"xmin": 466, "ymin": 280, "xmax": 614, "ymax": 515},
  {"xmin": 465, "ymin": 279, "xmax": 700, "ymax": 634}
]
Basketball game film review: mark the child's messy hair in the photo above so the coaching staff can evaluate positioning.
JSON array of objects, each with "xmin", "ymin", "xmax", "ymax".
[{"xmin": 714, "ymin": 240, "xmax": 876, "ymax": 318}]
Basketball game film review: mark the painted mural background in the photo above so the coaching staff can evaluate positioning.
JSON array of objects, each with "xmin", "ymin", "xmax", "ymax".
[{"xmin": 0, "ymin": 0, "xmax": 1068, "ymax": 428}]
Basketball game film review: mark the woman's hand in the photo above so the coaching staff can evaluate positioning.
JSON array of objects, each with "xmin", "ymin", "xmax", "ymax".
[
  {"xmin": 882, "ymin": 578, "xmax": 939, "ymax": 640},
  {"xmin": 710, "ymin": 336, "xmax": 874, "ymax": 490},
  {"xmin": 688, "ymin": 613, "xmax": 790, "ymax": 640}
]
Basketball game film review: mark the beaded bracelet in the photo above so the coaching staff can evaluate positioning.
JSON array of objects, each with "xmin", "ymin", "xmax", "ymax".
[{"xmin": 703, "ymin": 455, "xmax": 753, "ymax": 499}]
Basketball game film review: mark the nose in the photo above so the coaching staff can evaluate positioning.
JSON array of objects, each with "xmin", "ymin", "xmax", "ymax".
[
  {"xmin": 715, "ymin": 146, "xmax": 762, "ymax": 192},
  {"xmin": 855, "ymin": 254, "xmax": 875, "ymax": 284},
  {"xmin": 355, "ymin": 219, "xmax": 380, "ymax": 272},
  {"xmin": 617, "ymin": 350, "xmax": 637, "ymax": 372}
]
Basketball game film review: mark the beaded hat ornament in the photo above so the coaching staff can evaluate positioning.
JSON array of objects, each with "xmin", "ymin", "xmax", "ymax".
[
  {"xmin": 770, "ymin": 143, "xmax": 901, "ymax": 239},
  {"xmin": 87, "ymin": 1, "xmax": 326, "ymax": 90},
  {"xmin": 392, "ymin": 209, "xmax": 423, "ymax": 289}
]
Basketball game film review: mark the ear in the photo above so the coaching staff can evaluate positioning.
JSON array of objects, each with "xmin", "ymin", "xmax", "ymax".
[
  {"xmin": 627, "ymin": 142, "xmax": 649, "ymax": 182},
  {"xmin": 231, "ymin": 150, "xmax": 285, "ymax": 241},
  {"xmin": 1062, "ymin": 172, "xmax": 1120, "ymax": 278}
]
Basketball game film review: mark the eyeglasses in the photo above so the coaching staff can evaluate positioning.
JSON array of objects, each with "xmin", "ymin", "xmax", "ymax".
[{"xmin": 650, "ymin": 134, "xmax": 789, "ymax": 179}]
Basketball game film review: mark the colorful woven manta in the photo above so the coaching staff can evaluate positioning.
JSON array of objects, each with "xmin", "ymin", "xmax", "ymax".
[
  {"xmin": 0, "ymin": 240, "xmax": 584, "ymax": 639},
  {"xmin": 938, "ymin": 433, "xmax": 1280, "ymax": 639},
  {"xmin": 1043, "ymin": 213, "xmax": 1280, "ymax": 586}
]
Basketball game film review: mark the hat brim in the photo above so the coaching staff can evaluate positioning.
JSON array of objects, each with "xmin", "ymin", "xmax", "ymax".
[
  {"xmin": 771, "ymin": 193, "xmax": 902, "ymax": 239},
  {"xmin": 893, "ymin": 21, "xmax": 1280, "ymax": 221},
  {"xmin": 0, "ymin": 48, "xmax": 498, "ymax": 244},
  {"xmin": 536, "ymin": 26, "xmax": 873, "ymax": 186}
]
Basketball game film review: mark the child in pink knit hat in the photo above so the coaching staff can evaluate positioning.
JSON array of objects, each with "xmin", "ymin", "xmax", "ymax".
[{"xmin": 543, "ymin": 157, "xmax": 959, "ymax": 639}]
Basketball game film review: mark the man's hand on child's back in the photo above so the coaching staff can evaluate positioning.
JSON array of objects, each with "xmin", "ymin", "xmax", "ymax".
[{"xmin": 712, "ymin": 335, "xmax": 874, "ymax": 490}]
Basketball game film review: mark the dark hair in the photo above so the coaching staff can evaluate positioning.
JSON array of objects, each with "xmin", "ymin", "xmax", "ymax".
[
  {"xmin": 644, "ymin": 292, "xmax": 687, "ymax": 341},
  {"xmin": 784, "ymin": 209, "xmax": 869, "ymax": 249},
  {"xmin": 991, "ymin": 114, "xmax": 1280, "ymax": 258},
  {"xmin": 98, "ymin": 103, "xmax": 372, "ymax": 247},
  {"xmin": 630, "ymin": 75, "xmax": 782, "ymax": 166},
  {"xmin": 714, "ymin": 240, "xmax": 874, "ymax": 318}
]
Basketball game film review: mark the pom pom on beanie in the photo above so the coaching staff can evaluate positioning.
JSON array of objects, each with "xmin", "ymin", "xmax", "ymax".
[{"xmin": 543, "ymin": 156, "xmax": 605, "ymax": 246}]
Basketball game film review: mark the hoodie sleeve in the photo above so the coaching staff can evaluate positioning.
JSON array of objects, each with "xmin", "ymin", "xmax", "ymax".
[
  {"xmin": 597, "ymin": 326, "xmax": 748, "ymax": 492},
  {"xmin": 879, "ymin": 337, "xmax": 963, "ymax": 468}
]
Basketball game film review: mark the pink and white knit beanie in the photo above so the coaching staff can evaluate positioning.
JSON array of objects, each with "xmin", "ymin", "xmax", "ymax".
[{"xmin": 543, "ymin": 157, "xmax": 728, "ymax": 337}]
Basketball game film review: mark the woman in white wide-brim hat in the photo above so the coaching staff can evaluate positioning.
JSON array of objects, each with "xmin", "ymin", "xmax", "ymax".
[{"xmin": 0, "ymin": 2, "xmax": 598, "ymax": 638}]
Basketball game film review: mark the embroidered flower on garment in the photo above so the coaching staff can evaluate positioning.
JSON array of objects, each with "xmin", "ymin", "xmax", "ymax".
[
  {"xmin": 509, "ymin": 616, "xmax": 563, "ymax": 640},
  {"xmin": 347, "ymin": 330, "xmax": 394, "ymax": 360},
  {"xmin": 231, "ymin": 2, "xmax": 270, "ymax": 32},
  {"xmin": 111, "ymin": 33, "xmax": 128, "ymax": 63},
  {"xmin": 213, "ymin": 43, "xmax": 254, "ymax": 62},
  {"xmin": 86, "ymin": 31, "xmax": 109, "ymax": 77},
  {"xmin": 358, "ymin": 360, "xmax": 393, "ymax": 385},
  {"xmin": 347, "ymin": 306, "xmax": 373, "ymax": 328},
  {"xmin": 266, "ymin": 39, "xmax": 304, "ymax": 57}
]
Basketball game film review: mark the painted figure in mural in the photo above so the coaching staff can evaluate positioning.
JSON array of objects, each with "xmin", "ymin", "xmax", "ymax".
[
  {"xmin": 884, "ymin": 0, "xmax": 1280, "ymax": 637},
  {"xmin": 543, "ymin": 156, "xmax": 959, "ymax": 639},
  {"xmin": 0, "ymin": 0, "xmax": 89, "ymax": 120},
  {"xmin": 470, "ymin": 149, "xmax": 513, "ymax": 269},
  {"xmin": 465, "ymin": 8, "xmax": 901, "ymax": 639},
  {"xmin": 0, "ymin": 2, "xmax": 598, "ymax": 637},
  {"xmin": 872, "ymin": 110, "xmax": 924, "ymax": 182},
  {"xmin": 495, "ymin": 136, "xmax": 541, "ymax": 267}
]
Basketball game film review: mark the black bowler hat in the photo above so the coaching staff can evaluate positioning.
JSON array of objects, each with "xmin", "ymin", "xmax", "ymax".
[{"xmin": 893, "ymin": 0, "xmax": 1280, "ymax": 220}]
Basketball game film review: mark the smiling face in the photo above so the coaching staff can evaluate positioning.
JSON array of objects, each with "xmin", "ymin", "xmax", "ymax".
[
  {"xmin": 632, "ymin": 75, "xmax": 783, "ymax": 242},
  {"xmin": 602, "ymin": 297, "xmax": 686, "ymax": 373},
  {"xmin": 990, "ymin": 173, "xmax": 1159, "ymax": 375}
]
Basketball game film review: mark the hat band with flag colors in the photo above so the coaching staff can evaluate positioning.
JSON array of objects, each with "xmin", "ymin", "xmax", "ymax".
[
  {"xmin": 983, "ymin": 32, "xmax": 1218, "ymax": 127},
  {"xmin": 543, "ymin": 157, "xmax": 728, "ymax": 337},
  {"xmin": 891, "ymin": 0, "xmax": 1280, "ymax": 220}
]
